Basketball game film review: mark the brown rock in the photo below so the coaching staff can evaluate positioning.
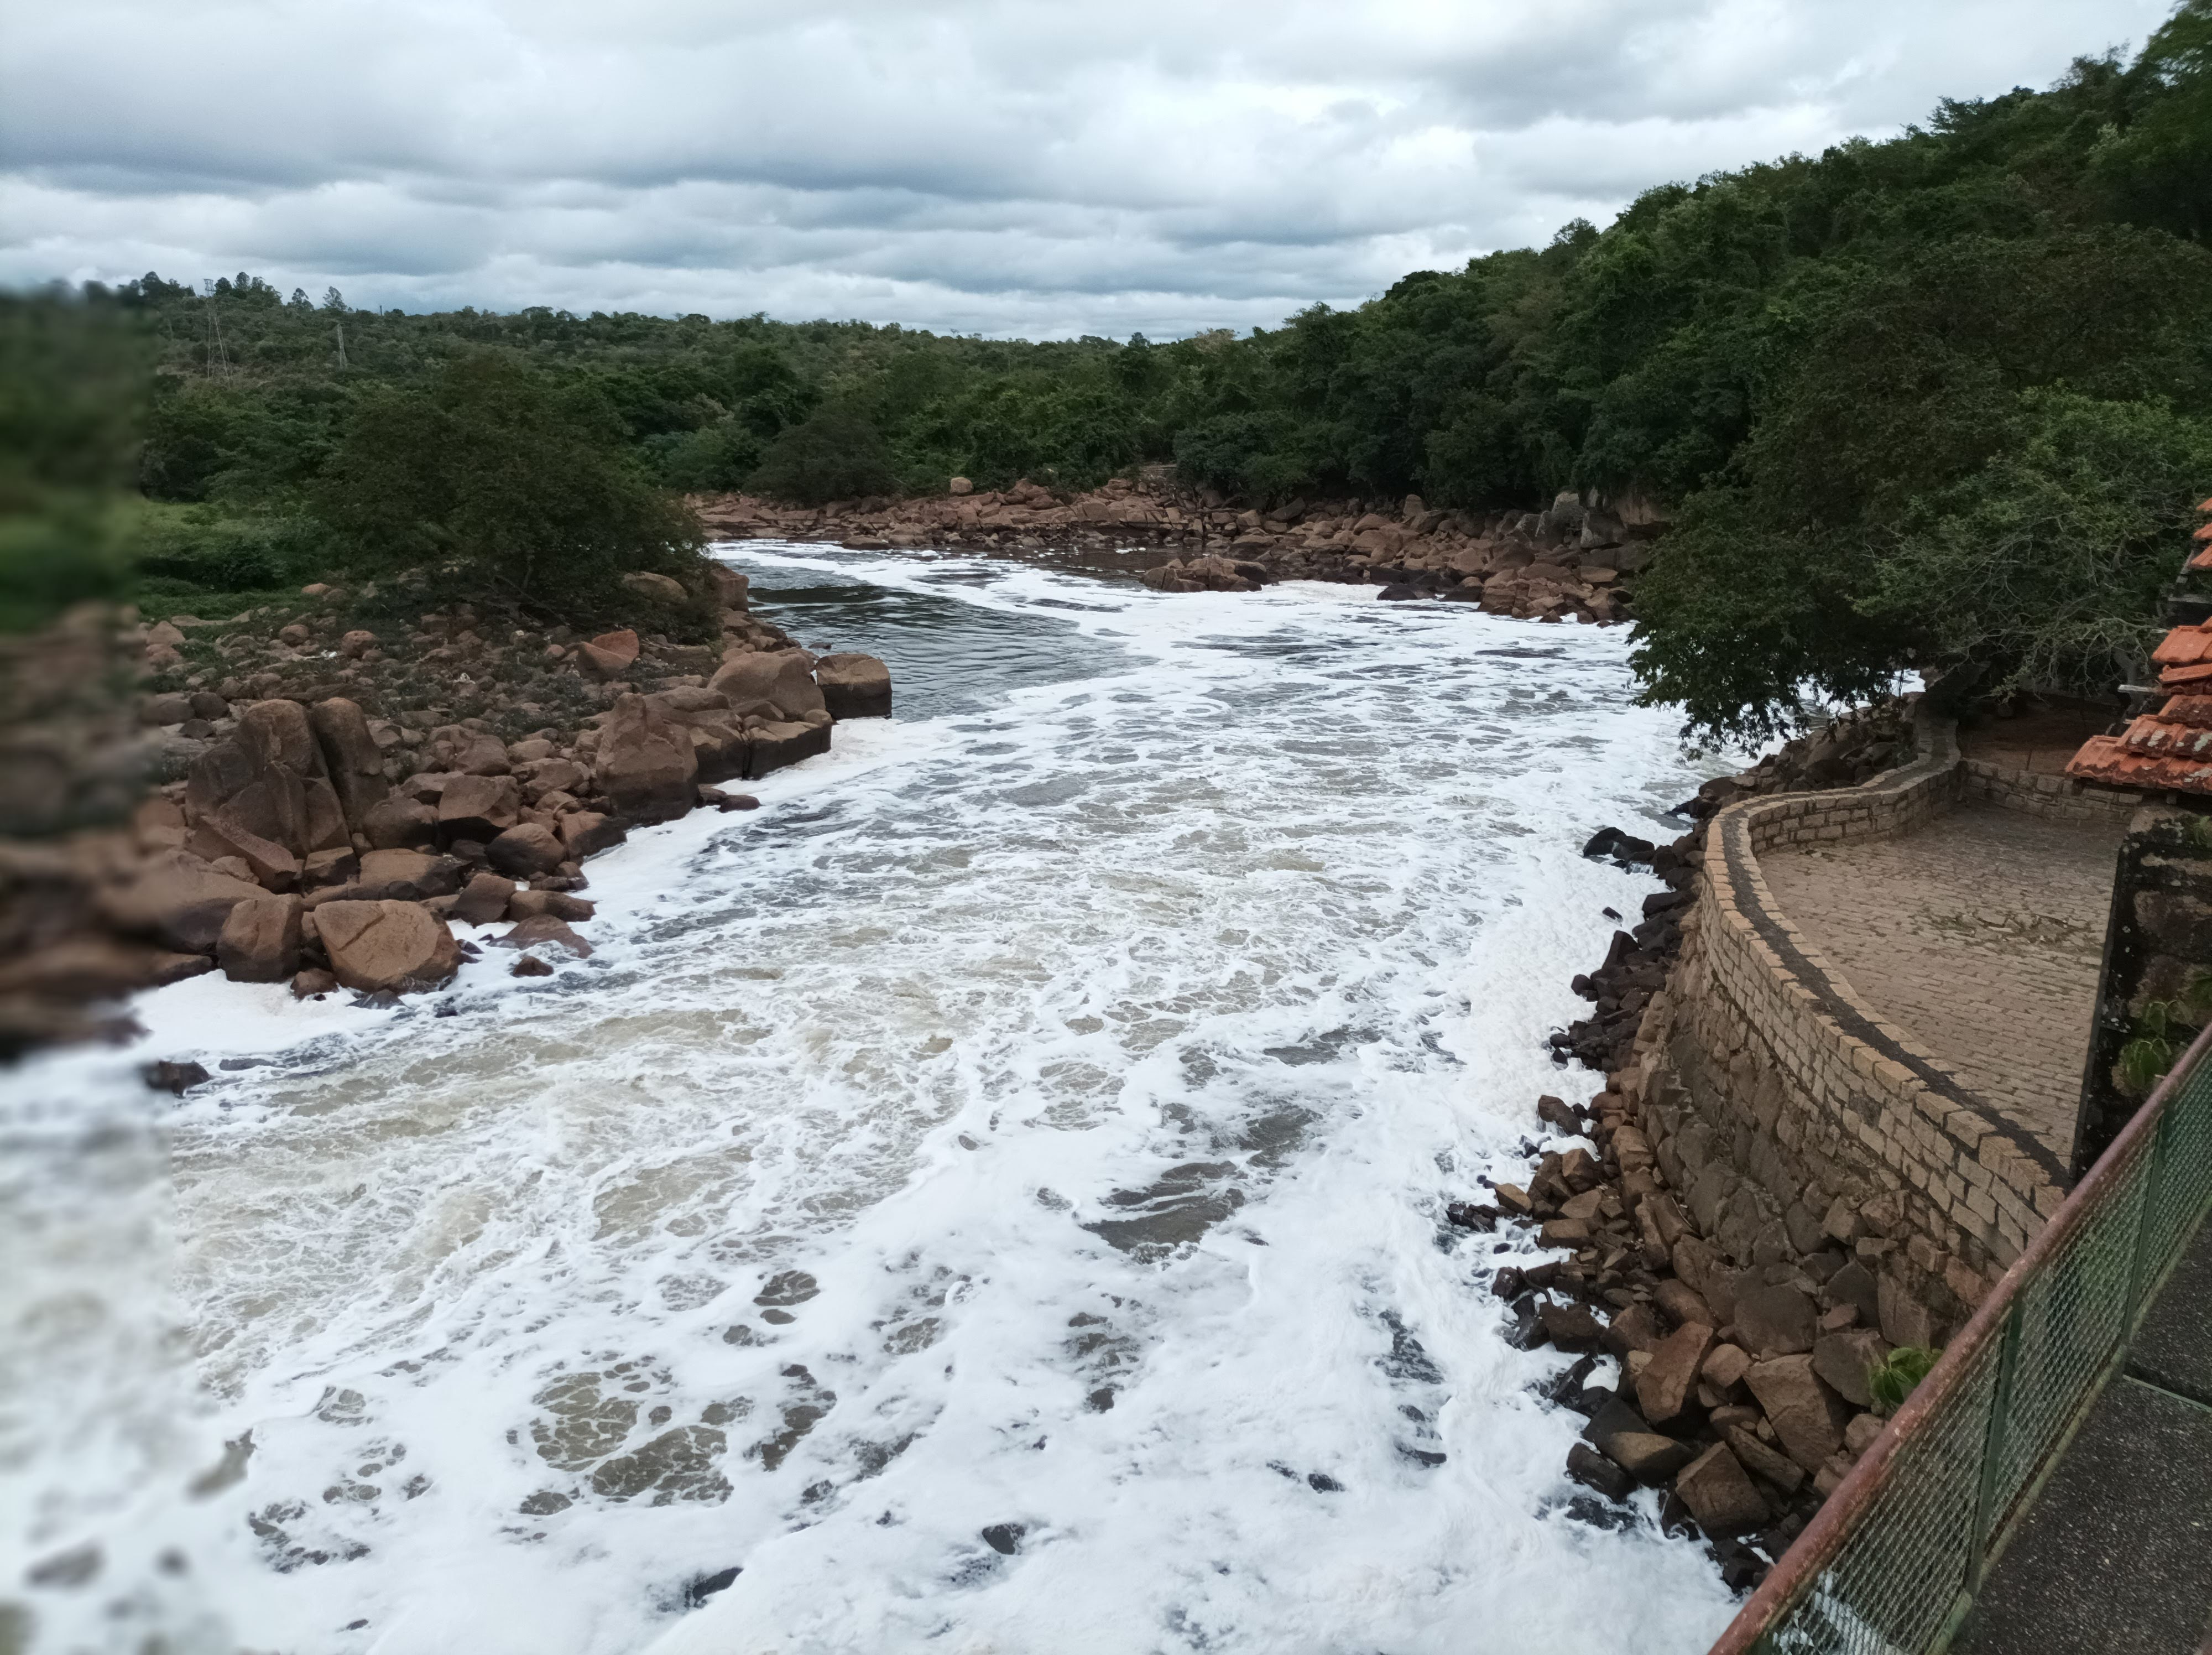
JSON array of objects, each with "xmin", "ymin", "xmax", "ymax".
[
  {"xmin": 493, "ymin": 915, "xmax": 593, "ymax": 958},
  {"xmin": 1736, "ymin": 1283, "xmax": 1818, "ymax": 1359},
  {"xmin": 814, "ymin": 652, "xmax": 892, "ymax": 719},
  {"xmin": 1843, "ymin": 1411, "xmax": 1885, "ymax": 1459},
  {"xmin": 290, "ymin": 967, "xmax": 338, "ymax": 999},
  {"xmin": 620, "ymin": 570, "xmax": 689, "ymax": 603},
  {"xmin": 363, "ymin": 796, "xmax": 437, "ymax": 850},
  {"xmin": 1653, "ymin": 1279, "xmax": 1714, "ymax": 1330},
  {"xmin": 709, "ymin": 650, "xmax": 826, "ymax": 719},
  {"xmin": 1645, "ymin": 1192, "xmax": 1692, "ymax": 1250},
  {"xmin": 506, "ymin": 888, "xmax": 594, "ymax": 922},
  {"xmin": 347, "ymin": 849, "xmax": 465, "ymax": 903},
  {"xmin": 1567, "ymin": 1442, "xmax": 1635, "ymax": 1503},
  {"xmin": 101, "ymin": 851, "xmax": 269, "ymax": 954},
  {"xmin": 1702, "ymin": 1342, "xmax": 1752, "ymax": 1393},
  {"xmin": 451, "ymin": 872, "xmax": 518, "ymax": 926},
  {"xmin": 1541, "ymin": 1217, "xmax": 1592, "ymax": 1246},
  {"xmin": 1744, "ymin": 1355, "xmax": 1853, "ymax": 1473},
  {"xmin": 1674, "ymin": 1444, "xmax": 1770, "ymax": 1537},
  {"xmin": 1605, "ymin": 1430, "xmax": 1695, "ymax": 1484},
  {"xmin": 579, "ymin": 628, "xmax": 640, "ymax": 678},
  {"xmin": 1723, "ymin": 1424, "xmax": 1807, "ymax": 1495},
  {"xmin": 1537, "ymin": 1299, "xmax": 1604, "ymax": 1351},
  {"xmin": 217, "ymin": 894, "xmax": 304, "ymax": 982},
  {"xmin": 486, "ymin": 823, "xmax": 565, "ymax": 879},
  {"xmin": 0, "ymin": 938, "xmax": 211, "ymax": 999},
  {"xmin": 558, "ymin": 811, "xmax": 627, "ymax": 860},
  {"xmin": 1602, "ymin": 1302, "xmax": 1663, "ymax": 1358},
  {"xmin": 1812, "ymin": 1328, "xmax": 1893, "ymax": 1409},
  {"xmin": 437, "ymin": 773, "xmax": 523, "ymax": 844},
  {"xmin": 515, "ymin": 757, "xmax": 589, "ymax": 803},
  {"xmin": 595, "ymin": 693, "xmax": 698, "ymax": 823},
  {"xmin": 511, "ymin": 954, "xmax": 555, "ymax": 978},
  {"xmin": 1636, "ymin": 1320, "xmax": 1717, "ymax": 1424},
  {"xmin": 314, "ymin": 899, "xmax": 461, "ymax": 993},
  {"xmin": 449, "ymin": 732, "xmax": 512, "ymax": 776},
  {"xmin": 310, "ymin": 698, "xmax": 391, "ymax": 828},
  {"xmin": 1827, "ymin": 1259, "xmax": 1882, "ymax": 1328}
]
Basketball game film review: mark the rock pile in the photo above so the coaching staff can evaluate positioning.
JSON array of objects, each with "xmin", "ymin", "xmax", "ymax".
[
  {"xmin": 1459, "ymin": 706, "xmax": 1933, "ymax": 1590},
  {"xmin": 1, "ymin": 562, "xmax": 894, "ymax": 1060},
  {"xmin": 696, "ymin": 479, "xmax": 1657, "ymax": 624}
]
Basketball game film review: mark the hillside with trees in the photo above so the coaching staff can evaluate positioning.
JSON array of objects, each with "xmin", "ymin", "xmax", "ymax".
[{"xmin": 6, "ymin": 0, "xmax": 2209, "ymax": 739}]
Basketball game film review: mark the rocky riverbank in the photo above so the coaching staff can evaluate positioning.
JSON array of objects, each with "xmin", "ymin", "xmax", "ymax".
[
  {"xmin": 696, "ymin": 470, "xmax": 1655, "ymax": 624},
  {"xmin": 1457, "ymin": 705, "xmax": 1923, "ymax": 1592},
  {"xmin": 0, "ymin": 559, "xmax": 892, "ymax": 1069}
]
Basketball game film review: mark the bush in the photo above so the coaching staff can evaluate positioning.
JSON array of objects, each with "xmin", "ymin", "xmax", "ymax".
[
  {"xmin": 314, "ymin": 353, "xmax": 701, "ymax": 613},
  {"xmin": 1868, "ymin": 1345, "xmax": 1942, "ymax": 1413},
  {"xmin": 744, "ymin": 407, "xmax": 900, "ymax": 505}
]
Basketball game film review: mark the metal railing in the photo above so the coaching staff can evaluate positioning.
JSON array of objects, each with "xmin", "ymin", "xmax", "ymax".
[{"xmin": 1709, "ymin": 1021, "xmax": 2212, "ymax": 1655}]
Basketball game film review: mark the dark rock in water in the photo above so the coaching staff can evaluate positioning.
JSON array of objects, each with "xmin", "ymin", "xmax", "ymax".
[
  {"xmin": 1491, "ymin": 1266, "xmax": 1526, "ymax": 1301},
  {"xmin": 1504, "ymin": 1292, "xmax": 1543, "ymax": 1350},
  {"xmin": 143, "ymin": 1059, "xmax": 209, "ymax": 1095},
  {"xmin": 980, "ymin": 1523, "xmax": 1025, "ymax": 1556},
  {"xmin": 1446, "ymin": 1201, "xmax": 1498, "ymax": 1231},
  {"xmin": 1641, "ymin": 887, "xmax": 1692, "ymax": 920},
  {"xmin": 1306, "ymin": 1471, "xmax": 1344, "ymax": 1493},
  {"xmin": 1537, "ymin": 1095, "xmax": 1581, "ymax": 1135},
  {"xmin": 510, "ymin": 954, "xmax": 555, "ymax": 979},
  {"xmin": 1543, "ymin": 1354, "xmax": 1599, "ymax": 1408},
  {"xmin": 1561, "ymin": 1492, "xmax": 1640, "ymax": 1532},
  {"xmin": 1567, "ymin": 1441, "xmax": 1636, "ymax": 1503},
  {"xmin": 1376, "ymin": 583, "xmax": 1425, "ymax": 602},
  {"xmin": 682, "ymin": 1566, "xmax": 741, "ymax": 1607},
  {"xmin": 1581, "ymin": 825, "xmax": 1657, "ymax": 865},
  {"xmin": 716, "ymin": 793, "xmax": 761, "ymax": 812},
  {"xmin": 1537, "ymin": 1298, "xmax": 1604, "ymax": 1351}
]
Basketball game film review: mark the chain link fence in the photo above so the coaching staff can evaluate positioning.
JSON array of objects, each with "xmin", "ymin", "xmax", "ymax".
[{"xmin": 1712, "ymin": 1026, "xmax": 2212, "ymax": 1655}]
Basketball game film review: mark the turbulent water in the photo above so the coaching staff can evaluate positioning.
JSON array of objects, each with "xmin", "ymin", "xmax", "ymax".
[{"xmin": 3, "ymin": 548, "xmax": 1743, "ymax": 1655}]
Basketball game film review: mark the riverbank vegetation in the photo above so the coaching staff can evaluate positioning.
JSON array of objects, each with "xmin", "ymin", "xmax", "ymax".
[{"xmin": 5, "ymin": 1, "xmax": 2209, "ymax": 738}]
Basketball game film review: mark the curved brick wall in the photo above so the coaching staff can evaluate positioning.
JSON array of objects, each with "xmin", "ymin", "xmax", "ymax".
[{"xmin": 1628, "ymin": 714, "xmax": 2074, "ymax": 1322}]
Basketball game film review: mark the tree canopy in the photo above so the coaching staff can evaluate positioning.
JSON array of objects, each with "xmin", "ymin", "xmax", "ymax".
[{"xmin": 12, "ymin": 2, "xmax": 2210, "ymax": 731}]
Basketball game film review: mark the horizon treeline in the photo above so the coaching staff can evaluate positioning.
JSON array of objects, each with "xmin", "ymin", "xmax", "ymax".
[{"xmin": 10, "ymin": 0, "xmax": 2212, "ymax": 736}]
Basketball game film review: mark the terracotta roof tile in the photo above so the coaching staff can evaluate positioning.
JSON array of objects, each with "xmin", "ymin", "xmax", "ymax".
[
  {"xmin": 2190, "ymin": 547, "xmax": 2212, "ymax": 571},
  {"xmin": 2152, "ymin": 624, "xmax": 2212, "ymax": 666},
  {"xmin": 2200, "ymin": 496, "xmax": 2212, "ymax": 512},
  {"xmin": 2163, "ymin": 661, "xmax": 2212, "ymax": 689},
  {"xmin": 2121, "ymin": 715, "xmax": 2212, "ymax": 758},
  {"xmin": 2196, "ymin": 522, "xmax": 2212, "ymax": 541},
  {"xmin": 2161, "ymin": 696, "xmax": 2212, "ymax": 729},
  {"xmin": 2067, "ymin": 733, "xmax": 2212, "ymax": 795}
]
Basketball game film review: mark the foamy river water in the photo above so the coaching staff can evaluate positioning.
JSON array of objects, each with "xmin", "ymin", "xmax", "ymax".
[{"xmin": 3, "ymin": 547, "xmax": 1741, "ymax": 1654}]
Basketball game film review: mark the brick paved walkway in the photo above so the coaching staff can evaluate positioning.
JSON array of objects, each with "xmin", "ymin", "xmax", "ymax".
[{"xmin": 1761, "ymin": 802, "xmax": 2126, "ymax": 1165}]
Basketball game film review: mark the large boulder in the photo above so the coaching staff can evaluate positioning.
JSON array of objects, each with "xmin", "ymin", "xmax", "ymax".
[
  {"xmin": 1635, "ymin": 1320, "xmax": 1715, "ymax": 1425},
  {"xmin": 1736, "ymin": 1283, "xmax": 1818, "ymax": 1359},
  {"xmin": 621, "ymin": 570, "xmax": 689, "ymax": 604},
  {"xmin": 217, "ymin": 894, "xmax": 304, "ymax": 982},
  {"xmin": 746, "ymin": 716, "xmax": 832, "ymax": 779},
  {"xmin": 813, "ymin": 653, "xmax": 892, "ymax": 719},
  {"xmin": 708, "ymin": 650, "xmax": 825, "ymax": 719},
  {"xmin": 486, "ymin": 823, "xmax": 565, "ymax": 879},
  {"xmin": 348, "ymin": 849, "xmax": 465, "ymax": 903},
  {"xmin": 314, "ymin": 899, "xmax": 461, "ymax": 993},
  {"xmin": 451, "ymin": 871, "xmax": 518, "ymax": 926},
  {"xmin": 436, "ymin": 774, "xmax": 522, "ymax": 845},
  {"xmin": 647, "ymin": 687, "xmax": 747, "ymax": 783},
  {"xmin": 101, "ymin": 851, "xmax": 269, "ymax": 955},
  {"xmin": 309, "ymin": 698, "xmax": 391, "ymax": 829},
  {"xmin": 362, "ymin": 796, "xmax": 436, "ymax": 850},
  {"xmin": 558, "ymin": 811, "xmax": 626, "ymax": 861},
  {"xmin": 515, "ymin": 757, "xmax": 590, "ymax": 803},
  {"xmin": 595, "ymin": 693, "xmax": 698, "ymax": 823},
  {"xmin": 1674, "ymin": 1444, "xmax": 1769, "ymax": 1537},
  {"xmin": 1745, "ymin": 1356, "xmax": 1854, "ymax": 1474},
  {"xmin": 184, "ymin": 699, "xmax": 349, "ymax": 884}
]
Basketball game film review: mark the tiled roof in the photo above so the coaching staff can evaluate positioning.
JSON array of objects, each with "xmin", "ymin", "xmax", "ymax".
[{"xmin": 2063, "ymin": 495, "xmax": 2212, "ymax": 795}]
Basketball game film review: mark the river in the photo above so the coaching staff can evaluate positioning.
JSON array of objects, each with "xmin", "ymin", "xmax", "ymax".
[{"xmin": 3, "ymin": 546, "xmax": 1740, "ymax": 1654}]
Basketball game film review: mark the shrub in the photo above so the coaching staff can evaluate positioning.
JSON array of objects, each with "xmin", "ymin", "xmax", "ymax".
[{"xmin": 745, "ymin": 406, "xmax": 899, "ymax": 505}]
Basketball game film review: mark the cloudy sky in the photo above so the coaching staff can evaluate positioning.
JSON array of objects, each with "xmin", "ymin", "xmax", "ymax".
[{"xmin": 0, "ymin": 0, "xmax": 2172, "ymax": 338}]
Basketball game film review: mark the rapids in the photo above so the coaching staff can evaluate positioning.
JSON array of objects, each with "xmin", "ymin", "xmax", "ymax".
[{"xmin": 2, "ymin": 547, "xmax": 1741, "ymax": 1654}]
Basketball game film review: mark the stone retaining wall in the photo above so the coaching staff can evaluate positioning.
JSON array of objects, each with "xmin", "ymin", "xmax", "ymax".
[
  {"xmin": 1621, "ymin": 712, "xmax": 2074, "ymax": 1345},
  {"xmin": 1962, "ymin": 758, "xmax": 2138, "ymax": 827}
]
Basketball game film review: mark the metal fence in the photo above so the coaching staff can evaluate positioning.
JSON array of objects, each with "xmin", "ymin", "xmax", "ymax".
[{"xmin": 1709, "ymin": 1021, "xmax": 2212, "ymax": 1655}]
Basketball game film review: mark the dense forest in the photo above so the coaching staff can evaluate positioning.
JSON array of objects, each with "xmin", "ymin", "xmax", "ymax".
[{"xmin": 5, "ymin": 0, "xmax": 2210, "ymax": 737}]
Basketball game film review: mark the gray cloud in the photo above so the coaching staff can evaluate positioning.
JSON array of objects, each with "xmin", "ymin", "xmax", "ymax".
[{"xmin": 0, "ymin": 0, "xmax": 2174, "ymax": 337}]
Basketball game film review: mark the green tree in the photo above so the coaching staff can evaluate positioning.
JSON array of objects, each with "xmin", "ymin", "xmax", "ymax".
[
  {"xmin": 745, "ymin": 405, "xmax": 900, "ymax": 504},
  {"xmin": 314, "ymin": 353, "xmax": 701, "ymax": 612}
]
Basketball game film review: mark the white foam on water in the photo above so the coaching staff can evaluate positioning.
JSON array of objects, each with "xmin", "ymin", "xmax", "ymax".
[{"xmin": 2, "ymin": 550, "xmax": 1742, "ymax": 1653}]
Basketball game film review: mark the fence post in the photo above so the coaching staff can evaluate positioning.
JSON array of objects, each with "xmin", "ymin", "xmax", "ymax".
[{"xmin": 1962, "ymin": 1300, "xmax": 2022, "ymax": 1601}]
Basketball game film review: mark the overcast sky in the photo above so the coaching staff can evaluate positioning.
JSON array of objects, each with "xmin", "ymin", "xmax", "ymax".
[{"xmin": 0, "ymin": 0, "xmax": 2173, "ymax": 339}]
